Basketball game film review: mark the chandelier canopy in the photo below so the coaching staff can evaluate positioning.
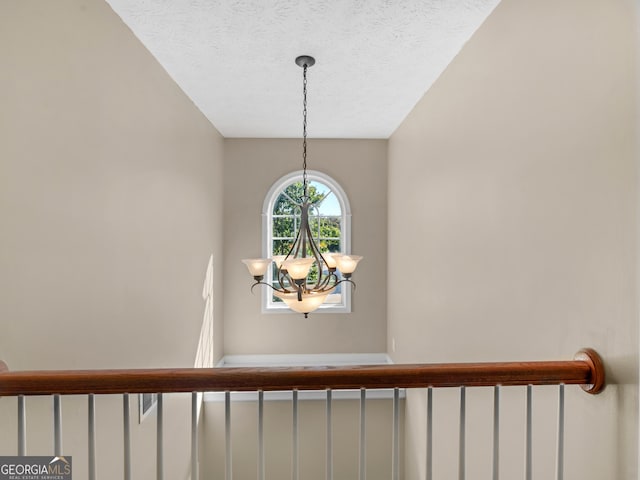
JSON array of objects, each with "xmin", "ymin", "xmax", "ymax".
[{"xmin": 242, "ymin": 56, "xmax": 362, "ymax": 317}]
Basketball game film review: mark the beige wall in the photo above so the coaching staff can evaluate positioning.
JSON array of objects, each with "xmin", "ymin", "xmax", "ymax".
[
  {"xmin": 388, "ymin": 0, "xmax": 638, "ymax": 478},
  {"xmin": 223, "ymin": 139, "xmax": 387, "ymax": 355},
  {"xmin": 0, "ymin": 0, "xmax": 223, "ymax": 475},
  {"xmin": 0, "ymin": 0, "xmax": 224, "ymax": 370}
]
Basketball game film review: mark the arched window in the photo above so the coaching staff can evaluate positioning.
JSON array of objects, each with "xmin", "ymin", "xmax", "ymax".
[{"xmin": 262, "ymin": 170, "xmax": 352, "ymax": 313}]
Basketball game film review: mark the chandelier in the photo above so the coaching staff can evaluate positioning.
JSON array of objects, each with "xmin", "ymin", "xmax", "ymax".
[{"xmin": 242, "ymin": 55, "xmax": 362, "ymax": 317}]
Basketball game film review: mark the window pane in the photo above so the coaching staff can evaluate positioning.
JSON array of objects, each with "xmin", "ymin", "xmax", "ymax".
[
  {"xmin": 273, "ymin": 216, "xmax": 296, "ymax": 238},
  {"xmin": 309, "ymin": 217, "xmax": 342, "ymax": 238},
  {"xmin": 307, "ymin": 181, "xmax": 329, "ymax": 205},
  {"xmin": 272, "ymin": 268, "xmax": 292, "ymax": 288},
  {"xmin": 316, "ymin": 191, "xmax": 341, "ymax": 216},
  {"xmin": 273, "ymin": 239, "xmax": 294, "ymax": 255},
  {"xmin": 308, "ymin": 216, "xmax": 321, "ymax": 239},
  {"xmin": 318, "ymin": 239, "xmax": 341, "ymax": 253},
  {"xmin": 319, "ymin": 217, "xmax": 341, "ymax": 238},
  {"xmin": 274, "ymin": 192, "xmax": 298, "ymax": 215}
]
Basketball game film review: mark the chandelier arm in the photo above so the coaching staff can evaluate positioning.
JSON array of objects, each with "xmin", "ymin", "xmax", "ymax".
[
  {"xmin": 276, "ymin": 269, "xmax": 286, "ymax": 291},
  {"xmin": 302, "ymin": 222, "xmax": 325, "ymax": 290},
  {"xmin": 303, "ymin": 203, "xmax": 333, "ymax": 274},
  {"xmin": 284, "ymin": 271, "xmax": 298, "ymax": 293},
  {"xmin": 250, "ymin": 280, "xmax": 287, "ymax": 294},
  {"xmin": 259, "ymin": 272, "xmax": 344, "ymax": 296},
  {"xmin": 275, "ymin": 268, "xmax": 295, "ymax": 293},
  {"xmin": 316, "ymin": 271, "xmax": 338, "ymax": 291},
  {"xmin": 333, "ymin": 278, "xmax": 357, "ymax": 291},
  {"xmin": 288, "ymin": 214, "xmax": 303, "ymax": 258}
]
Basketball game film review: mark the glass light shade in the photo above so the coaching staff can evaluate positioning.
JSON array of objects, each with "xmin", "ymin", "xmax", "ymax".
[
  {"xmin": 322, "ymin": 252, "xmax": 338, "ymax": 269},
  {"xmin": 282, "ymin": 257, "xmax": 315, "ymax": 280},
  {"xmin": 334, "ymin": 255, "xmax": 363, "ymax": 274},
  {"xmin": 242, "ymin": 258, "xmax": 271, "ymax": 277},
  {"xmin": 273, "ymin": 288, "xmax": 336, "ymax": 314},
  {"xmin": 272, "ymin": 255, "xmax": 287, "ymax": 269}
]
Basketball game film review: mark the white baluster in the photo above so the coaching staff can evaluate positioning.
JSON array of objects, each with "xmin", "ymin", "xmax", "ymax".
[
  {"xmin": 426, "ymin": 387, "xmax": 433, "ymax": 480},
  {"xmin": 88, "ymin": 394, "xmax": 96, "ymax": 480},
  {"xmin": 157, "ymin": 393, "xmax": 164, "ymax": 480},
  {"xmin": 359, "ymin": 388, "xmax": 366, "ymax": 480},
  {"xmin": 327, "ymin": 389, "xmax": 333, "ymax": 480},
  {"xmin": 525, "ymin": 385, "xmax": 532, "ymax": 480},
  {"xmin": 123, "ymin": 393, "xmax": 131, "ymax": 480},
  {"xmin": 191, "ymin": 392, "xmax": 199, "ymax": 480},
  {"xmin": 555, "ymin": 384, "xmax": 565, "ymax": 480},
  {"xmin": 53, "ymin": 394, "xmax": 62, "ymax": 456},
  {"xmin": 258, "ymin": 391, "xmax": 264, "ymax": 480},
  {"xmin": 18, "ymin": 395, "xmax": 26, "ymax": 456},
  {"xmin": 293, "ymin": 390, "xmax": 299, "ymax": 480},
  {"xmin": 492, "ymin": 386, "xmax": 500, "ymax": 480},
  {"xmin": 392, "ymin": 387, "xmax": 400, "ymax": 480},
  {"xmin": 458, "ymin": 387, "xmax": 466, "ymax": 480},
  {"xmin": 225, "ymin": 391, "xmax": 232, "ymax": 480}
]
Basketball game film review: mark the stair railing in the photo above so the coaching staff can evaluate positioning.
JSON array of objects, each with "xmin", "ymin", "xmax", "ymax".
[{"xmin": 0, "ymin": 349, "xmax": 604, "ymax": 480}]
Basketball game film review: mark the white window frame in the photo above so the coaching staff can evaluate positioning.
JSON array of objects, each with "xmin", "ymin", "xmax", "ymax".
[{"xmin": 262, "ymin": 170, "xmax": 352, "ymax": 314}]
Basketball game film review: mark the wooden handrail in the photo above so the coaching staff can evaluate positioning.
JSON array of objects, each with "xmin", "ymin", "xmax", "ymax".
[{"xmin": 0, "ymin": 349, "xmax": 604, "ymax": 396}]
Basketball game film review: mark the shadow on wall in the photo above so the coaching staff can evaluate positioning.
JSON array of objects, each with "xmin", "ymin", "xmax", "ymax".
[{"xmin": 194, "ymin": 255, "xmax": 215, "ymax": 369}]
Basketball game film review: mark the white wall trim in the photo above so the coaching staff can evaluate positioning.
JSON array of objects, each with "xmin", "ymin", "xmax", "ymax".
[
  {"xmin": 261, "ymin": 170, "xmax": 352, "ymax": 219},
  {"xmin": 216, "ymin": 353, "xmax": 392, "ymax": 367},
  {"xmin": 204, "ymin": 353, "xmax": 397, "ymax": 402}
]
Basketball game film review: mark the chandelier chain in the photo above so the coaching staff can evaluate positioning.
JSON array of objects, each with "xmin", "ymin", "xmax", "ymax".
[{"xmin": 302, "ymin": 63, "xmax": 308, "ymax": 197}]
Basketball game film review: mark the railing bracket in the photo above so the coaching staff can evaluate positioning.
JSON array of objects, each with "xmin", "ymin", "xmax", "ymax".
[{"xmin": 574, "ymin": 348, "xmax": 605, "ymax": 394}]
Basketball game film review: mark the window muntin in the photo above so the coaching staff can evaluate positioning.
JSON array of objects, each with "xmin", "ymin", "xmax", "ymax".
[{"xmin": 263, "ymin": 171, "xmax": 351, "ymax": 313}]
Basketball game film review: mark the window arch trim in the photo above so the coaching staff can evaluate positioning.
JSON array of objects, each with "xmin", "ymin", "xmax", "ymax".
[{"xmin": 262, "ymin": 170, "xmax": 352, "ymax": 221}]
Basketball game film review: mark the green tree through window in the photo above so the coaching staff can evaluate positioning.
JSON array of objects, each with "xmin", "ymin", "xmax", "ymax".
[{"xmin": 272, "ymin": 181, "xmax": 341, "ymax": 257}]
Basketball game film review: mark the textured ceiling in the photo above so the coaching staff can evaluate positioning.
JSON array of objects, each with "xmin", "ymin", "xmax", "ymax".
[{"xmin": 105, "ymin": 0, "xmax": 500, "ymax": 138}]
